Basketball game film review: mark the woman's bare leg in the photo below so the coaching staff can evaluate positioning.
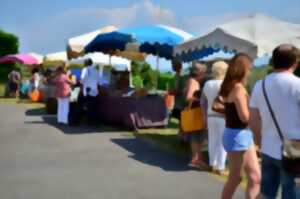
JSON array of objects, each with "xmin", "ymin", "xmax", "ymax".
[
  {"xmin": 243, "ymin": 145, "xmax": 261, "ymax": 199},
  {"xmin": 221, "ymin": 152, "xmax": 244, "ymax": 199}
]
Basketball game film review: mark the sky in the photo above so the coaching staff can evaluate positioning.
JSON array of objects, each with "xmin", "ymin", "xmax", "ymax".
[{"xmin": 1, "ymin": 0, "xmax": 300, "ymax": 70}]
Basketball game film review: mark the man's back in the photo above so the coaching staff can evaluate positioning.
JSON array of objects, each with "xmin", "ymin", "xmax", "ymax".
[
  {"xmin": 250, "ymin": 72, "xmax": 300, "ymax": 159},
  {"xmin": 81, "ymin": 65, "xmax": 100, "ymax": 97}
]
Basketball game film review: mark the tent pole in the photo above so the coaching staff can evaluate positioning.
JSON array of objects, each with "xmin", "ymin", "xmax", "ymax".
[
  {"xmin": 156, "ymin": 56, "xmax": 159, "ymax": 71},
  {"xmin": 156, "ymin": 56, "xmax": 159, "ymax": 90}
]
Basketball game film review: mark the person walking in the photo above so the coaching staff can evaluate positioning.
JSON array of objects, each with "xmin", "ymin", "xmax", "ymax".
[
  {"xmin": 219, "ymin": 54, "xmax": 261, "ymax": 199},
  {"xmin": 53, "ymin": 66, "xmax": 73, "ymax": 124},
  {"xmin": 202, "ymin": 61, "xmax": 228, "ymax": 175},
  {"xmin": 249, "ymin": 44, "xmax": 300, "ymax": 199}
]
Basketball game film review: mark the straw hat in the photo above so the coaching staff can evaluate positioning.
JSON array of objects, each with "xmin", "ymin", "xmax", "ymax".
[{"xmin": 212, "ymin": 61, "xmax": 229, "ymax": 80}]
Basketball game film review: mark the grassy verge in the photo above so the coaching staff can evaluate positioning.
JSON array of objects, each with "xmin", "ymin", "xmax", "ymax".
[
  {"xmin": 0, "ymin": 82, "xmax": 45, "ymax": 109},
  {"xmin": 135, "ymin": 118, "xmax": 190, "ymax": 156},
  {"xmin": 0, "ymin": 81, "xmax": 5, "ymax": 97}
]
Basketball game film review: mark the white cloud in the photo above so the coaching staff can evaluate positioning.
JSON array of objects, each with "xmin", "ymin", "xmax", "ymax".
[
  {"xmin": 182, "ymin": 12, "xmax": 246, "ymax": 35},
  {"xmin": 20, "ymin": 0, "xmax": 177, "ymax": 54},
  {"xmin": 60, "ymin": 0, "xmax": 176, "ymax": 28}
]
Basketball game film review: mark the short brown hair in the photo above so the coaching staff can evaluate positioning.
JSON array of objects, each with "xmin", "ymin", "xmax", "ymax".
[
  {"xmin": 271, "ymin": 44, "xmax": 299, "ymax": 69},
  {"xmin": 190, "ymin": 61, "xmax": 207, "ymax": 78},
  {"xmin": 219, "ymin": 53, "xmax": 252, "ymax": 97}
]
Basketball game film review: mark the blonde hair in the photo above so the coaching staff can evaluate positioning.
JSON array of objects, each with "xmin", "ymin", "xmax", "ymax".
[{"xmin": 212, "ymin": 61, "xmax": 229, "ymax": 80}]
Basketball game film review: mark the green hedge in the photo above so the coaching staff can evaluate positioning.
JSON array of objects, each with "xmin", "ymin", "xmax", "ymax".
[{"xmin": 157, "ymin": 72, "xmax": 175, "ymax": 90}]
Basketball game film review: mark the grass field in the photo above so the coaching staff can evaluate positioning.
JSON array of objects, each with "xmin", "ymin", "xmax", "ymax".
[
  {"xmin": 136, "ymin": 118, "xmax": 190, "ymax": 156},
  {"xmin": 0, "ymin": 82, "xmax": 5, "ymax": 97}
]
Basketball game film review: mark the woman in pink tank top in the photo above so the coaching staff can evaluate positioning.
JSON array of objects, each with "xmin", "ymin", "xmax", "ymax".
[{"xmin": 53, "ymin": 66, "xmax": 73, "ymax": 124}]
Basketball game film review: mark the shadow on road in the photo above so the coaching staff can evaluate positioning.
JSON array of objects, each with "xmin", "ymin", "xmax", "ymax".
[
  {"xmin": 111, "ymin": 137, "xmax": 192, "ymax": 172},
  {"xmin": 25, "ymin": 107, "xmax": 47, "ymax": 116},
  {"xmin": 25, "ymin": 108, "xmax": 130, "ymax": 134}
]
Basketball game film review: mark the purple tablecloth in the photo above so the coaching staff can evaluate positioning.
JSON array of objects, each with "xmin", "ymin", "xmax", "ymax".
[{"xmin": 97, "ymin": 95, "xmax": 168, "ymax": 130}]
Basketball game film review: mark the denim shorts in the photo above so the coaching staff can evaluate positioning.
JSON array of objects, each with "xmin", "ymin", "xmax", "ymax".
[
  {"xmin": 261, "ymin": 154, "xmax": 300, "ymax": 199},
  {"xmin": 222, "ymin": 128, "xmax": 254, "ymax": 152}
]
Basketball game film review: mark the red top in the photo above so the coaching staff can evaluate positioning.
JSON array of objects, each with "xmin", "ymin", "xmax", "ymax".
[{"xmin": 54, "ymin": 74, "xmax": 71, "ymax": 98}]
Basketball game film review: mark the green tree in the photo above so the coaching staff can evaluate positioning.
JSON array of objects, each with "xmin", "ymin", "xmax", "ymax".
[
  {"xmin": 131, "ymin": 61, "xmax": 143, "ymax": 76},
  {"xmin": 0, "ymin": 29, "xmax": 19, "ymax": 57},
  {"xmin": 0, "ymin": 29, "xmax": 19, "ymax": 81},
  {"xmin": 131, "ymin": 61, "xmax": 158, "ymax": 89}
]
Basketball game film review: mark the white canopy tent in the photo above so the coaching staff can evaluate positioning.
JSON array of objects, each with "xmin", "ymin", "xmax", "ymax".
[
  {"xmin": 175, "ymin": 13, "xmax": 300, "ymax": 60},
  {"xmin": 67, "ymin": 26, "xmax": 117, "ymax": 59},
  {"xmin": 45, "ymin": 51, "xmax": 68, "ymax": 62},
  {"xmin": 69, "ymin": 52, "xmax": 131, "ymax": 71}
]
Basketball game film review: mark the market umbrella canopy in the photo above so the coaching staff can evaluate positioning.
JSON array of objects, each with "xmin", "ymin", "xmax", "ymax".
[
  {"xmin": 175, "ymin": 13, "xmax": 300, "ymax": 62},
  {"xmin": 85, "ymin": 25, "xmax": 193, "ymax": 60},
  {"xmin": 67, "ymin": 26, "xmax": 118, "ymax": 59},
  {"xmin": 28, "ymin": 52, "xmax": 44, "ymax": 64},
  {"xmin": 0, "ymin": 54, "xmax": 39, "ymax": 65},
  {"xmin": 45, "ymin": 51, "xmax": 68, "ymax": 62}
]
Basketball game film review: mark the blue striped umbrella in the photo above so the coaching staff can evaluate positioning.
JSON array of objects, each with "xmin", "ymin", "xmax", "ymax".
[{"xmin": 85, "ymin": 25, "xmax": 193, "ymax": 60}]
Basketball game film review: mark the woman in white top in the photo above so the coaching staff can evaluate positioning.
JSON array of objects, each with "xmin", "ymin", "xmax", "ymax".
[
  {"xmin": 202, "ymin": 61, "xmax": 229, "ymax": 175},
  {"xmin": 29, "ymin": 67, "xmax": 40, "ymax": 92}
]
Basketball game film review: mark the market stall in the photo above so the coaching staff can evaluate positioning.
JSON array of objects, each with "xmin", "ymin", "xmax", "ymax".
[
  {"xmin": 76, "ymin": 25, "xmax": 194, "ymax": 129},
  {"xmin": 174, "ymin": 13, "xmax": 300, "ymax": 62}
]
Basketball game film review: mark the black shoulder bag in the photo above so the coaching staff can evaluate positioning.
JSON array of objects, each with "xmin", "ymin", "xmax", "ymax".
[{"xmin": 262, "ymin": 78, "xmax": 300, "ymax": 176}]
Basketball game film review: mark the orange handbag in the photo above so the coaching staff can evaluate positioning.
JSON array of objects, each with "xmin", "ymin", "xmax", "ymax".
[
  {"xmin": 29, "ymin": 90, "xmax": 41, "ymax": 102},
  {"xmin": 165, "ymin": 93, "xmax": 174, "ymax": 110},
  {"xmin": 180, "ymin": 101, "xmax": 204, "ymax": 133}
]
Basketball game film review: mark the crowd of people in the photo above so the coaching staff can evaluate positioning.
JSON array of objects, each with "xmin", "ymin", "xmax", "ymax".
[
  {"xmin": 5, "ymin": 44, "xmax": 300, "ymax": 198},
  {"xmin": 171, "ymin": 44, "xmax": 300, "ymax": 199},
  {"xmin": 6, "ymin": 58, "xmax": 101, "ymax": 126},
  {"xmin": 52, "ymin": 59, "xmax": 102, "ymax": 126}
]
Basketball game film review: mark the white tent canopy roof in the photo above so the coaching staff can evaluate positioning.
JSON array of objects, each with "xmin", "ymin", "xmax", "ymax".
[
  {"xmin": 175, "ymin": 13, "xmax": 300, "ymax": 59},
  {"xmin": 45, "ymin": 51, "xmax": 68, "ymax": 62},
  {"xmin": 67, "ymin": 26, "xmax": 117, "ymax": 58},
  {"xmin": 69, "ymin": 52, "xmax": 131, "ymax": 71}
]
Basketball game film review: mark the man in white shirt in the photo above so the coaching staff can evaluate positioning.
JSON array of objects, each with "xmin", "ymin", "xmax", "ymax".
[
  {"xmin": 80, "ymin": 59, "xmax": 102, "ymax": 97},
  {"xmin": 249, "ymin": 44, "xmax": 300, "ymax": 199},
  {"xmin": 80, "ymin": 59, "xmax": 102, "ymax": 124}
]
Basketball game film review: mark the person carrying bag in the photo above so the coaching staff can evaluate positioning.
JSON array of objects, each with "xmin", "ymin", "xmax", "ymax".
[
  {"xmin": 249, "ymin": 44, "xmax": 300, "ymax": 199},
  {"xmin": 181, "ymin": 99, "xmax": 204, "ymax": 133},
  {"xmin": 262, "ymin": 78, "xmax": 300, "ymax": 176}
]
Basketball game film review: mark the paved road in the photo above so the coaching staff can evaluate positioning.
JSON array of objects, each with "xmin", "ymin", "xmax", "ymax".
[{"xmin": 0, "ymin": 103, "xmax": 243, "ymax": 199}]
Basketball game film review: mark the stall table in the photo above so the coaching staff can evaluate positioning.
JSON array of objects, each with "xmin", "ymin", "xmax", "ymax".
[{"xmin": 97, "ymin": 95, "xmax": 168, "ymax": 130}]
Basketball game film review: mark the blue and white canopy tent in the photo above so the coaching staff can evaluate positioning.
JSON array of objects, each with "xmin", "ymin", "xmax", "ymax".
[
  {"xmin": 85, "ymin": 24, "xmax": 194, "ymax": 66},
  {"xmin": 85, "ymin": 25, "xmax": 194, "ymax": 88}
]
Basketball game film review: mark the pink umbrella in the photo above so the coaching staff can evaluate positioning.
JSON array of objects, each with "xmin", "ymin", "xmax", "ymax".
[{"xmin": 0, "ymin": 54, "xmax": 39, "ymax": 65}]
